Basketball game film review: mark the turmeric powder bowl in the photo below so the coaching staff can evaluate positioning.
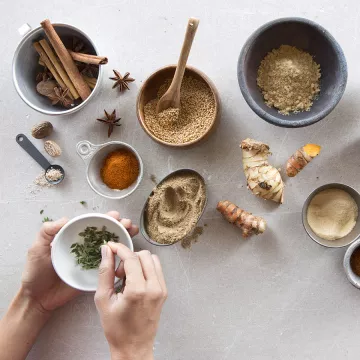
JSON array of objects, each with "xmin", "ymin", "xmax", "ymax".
[{"xmin": 76, "ymin": 140, "xmax": 143, "ymax": 200}]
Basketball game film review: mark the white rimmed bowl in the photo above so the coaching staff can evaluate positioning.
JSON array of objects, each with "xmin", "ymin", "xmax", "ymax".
[
  {"xmin": 302, "ymin": 183, "xmax": 360, "ymax": 248},
  {"xmin": 76, "ymin": 140, "xmax": 144, "ymax": 200},
  {"xmin": 51, "ymin": 213, "xmax": 133, "ymax": 291}
]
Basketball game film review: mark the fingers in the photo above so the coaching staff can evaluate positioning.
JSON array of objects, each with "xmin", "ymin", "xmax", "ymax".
[
  {"xmin": 38, "ymin": 217, "xmax": 68, "ymax": 244},
  {"xmin": 95, "ymin": 245, "xmax": 115, "ymax": 304},
  {"xmin": 137, "ymin": 250, "xmax": 158, "ymax": 282},
  {"xmin": 120, "ymin": 218, "xmax": 139, "ymax": 238},
  {"xmin": 115, "ymin": 261, "xmax": 125, "ymax": 279},
  {"xmin": 152, "ymin": 254, "xmax": 168, "ymax": 297},
  {"xmin": 108, "ymin": 242, "xmax": 145, "ymax": 287},
  {"xmin": 106, "ymin": 211, "xmax": 121, "ymax": 221}
]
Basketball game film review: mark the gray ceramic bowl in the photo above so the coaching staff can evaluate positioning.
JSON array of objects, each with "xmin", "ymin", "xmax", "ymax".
[
  {"xmin": 238, "ymin": 17, "xmax": 347, "ymax": 128},
  {"xmin": 302, "ymin": 183, "xmax": 360, "ymax": 248},
  {"xmin": 344, "ymin": 238, "xmax": 360, "ymax": 289}
]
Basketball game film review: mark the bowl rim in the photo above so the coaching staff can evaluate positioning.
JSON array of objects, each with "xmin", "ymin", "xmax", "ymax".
[
  {"xmin": 343, "ymin": 238, "xmax": 360, "ymax": 289},
  {"xmin": 136, "ymin": 64, "xmax": 220, "ymax": 147},
  {"xmin": 12, "ymin": 23, "xmax": 103, "ymax": 116},
  {"xmin": 302, "ymin": 183, "xmax": 360, "ymax": 248},
  {"xmin": 51, "ymin": 213, "xmax": 134, "ymax": 292},
  {"xmin": 79, "ymin": 140, "xmax": 144, "ymax": 200},
  {"xmin": 237, "ymin": 17, "xmax": 348, "ymax": 128}
]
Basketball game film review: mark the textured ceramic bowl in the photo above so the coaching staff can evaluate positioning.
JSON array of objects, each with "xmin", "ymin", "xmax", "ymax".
[
  {"xmin": 344, "ymin": 238, "xmax": 360, "ymax": 289},
  {"xmin": 13, "ymin": 23, "xmax": 103, "ymax": 115},
  {"xmin": 238, "ymin": 17, "xmax": 347, "ymax": 128},
  {"xmin": 302, "ymin": 183, "xmax": 360, "ymax": 248},
  {"xmin": 140, "ymin": 169, "xmax": 207, "ymax": 246},
  {"xmin": 76, "ymin": 140, "xmax": 143, "ymax": 200},
  {"xmin": 136, "ymin": 65, "xmax": 220, "ymax": 147},
  {"xmin": 51, "ymin": 213, "xmax": 133, "ymax": 291}
]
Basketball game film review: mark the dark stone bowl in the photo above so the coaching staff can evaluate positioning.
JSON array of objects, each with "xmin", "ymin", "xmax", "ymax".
[{"xmin": 238, "ymin": 17, "xmax": 347, "ymax": 128}]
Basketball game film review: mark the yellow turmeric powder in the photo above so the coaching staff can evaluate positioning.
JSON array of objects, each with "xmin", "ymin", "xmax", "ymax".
[{"xmin": 101, "ymin": 149, "xmax": 139, "ymax": 190}]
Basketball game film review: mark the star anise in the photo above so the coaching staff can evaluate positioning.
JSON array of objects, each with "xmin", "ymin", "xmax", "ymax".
[
  {"xmin": 72, "ymin": 37, "xmax": 86, "ymax": 53},
  {"xmin": 78, "ymin": 63, "xmax": 99, "ymax": 78},
  {"xmin": 109, "ymin": 70, "xmax": 135, "ymax": 92},
  {"xmin": 48, "ymin": 87, "xmax": 74, "ymax": 108},
  {"xmin": 97, "ymin": 109, "xmax": 121, "ymax": 137}
]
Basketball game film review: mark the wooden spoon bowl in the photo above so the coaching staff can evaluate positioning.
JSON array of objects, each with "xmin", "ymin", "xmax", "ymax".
[{"xmin": 136, "ymin": 65, "xmax": 220, "ymax": 148}]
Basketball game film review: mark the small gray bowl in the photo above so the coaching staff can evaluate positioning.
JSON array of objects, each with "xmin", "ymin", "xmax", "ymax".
[
  {"xmin": 238, "ymin": 17, "xmax": 347, "ymax": 128},
  {"xmin": 13, "ymin": 23, "xmax": 103, "ymax": 116},
  {"xmin": 302, "ymin": 183, "xmax": 360, "ymax": 248},
  {"xmin": 344, "ymin": 238, "xmax": 360, "ymax": 289}
]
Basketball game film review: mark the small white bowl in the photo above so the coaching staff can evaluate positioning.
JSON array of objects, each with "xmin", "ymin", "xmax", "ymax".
[
  {"xmin": 51, "ymin": 213, "xmax": 133, "ymax": 291},
  {"xmin": 76, "ymin": 140, "xmax": 144, "ymax": 200}
]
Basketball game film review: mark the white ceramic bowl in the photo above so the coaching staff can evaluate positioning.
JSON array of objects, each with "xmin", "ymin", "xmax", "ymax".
[
  {"xmin": 51, "ymin": 213, "xmax": 133, "ymax": 291},
  {"xmin": 76, "ymin": 140, "xmax": 144, "ymax": 200}
]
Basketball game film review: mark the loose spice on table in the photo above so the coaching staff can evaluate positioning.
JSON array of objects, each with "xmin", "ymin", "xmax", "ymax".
[
  {"xmin": 101, "ymin": 149, "xmax": 139, "ymax": 190},
  {"xmin": 257, "ymin": 45, "xmax": 321, "ymax": 115},
  {"xmin": 144, "ymin": 76, "xmax": 216, "ymax": 144}
]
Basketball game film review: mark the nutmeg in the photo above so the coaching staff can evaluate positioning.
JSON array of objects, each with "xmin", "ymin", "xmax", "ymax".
[
  {"xmin": 44, "ymin": 140, "xmax": 62, "ymax": 157},
  {"xmin": 31, "ymin": 121, "xmax": 53, "ymax": 139}
]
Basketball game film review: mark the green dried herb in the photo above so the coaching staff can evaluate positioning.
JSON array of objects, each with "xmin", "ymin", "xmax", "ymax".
[
  {"xmin": 40, "ymin": 210, "xmax": 44, "ymax": 215},
  {"xmin": 71, "ymin": 226, "xmax": 119, "ymax": 270},
  {"xmin": 42, "ymin": 216, "xmax": 53, "ymax": 223},
  {"xmin": 80, "ymin": 201, "xmax": 86, "ymax": 205}
]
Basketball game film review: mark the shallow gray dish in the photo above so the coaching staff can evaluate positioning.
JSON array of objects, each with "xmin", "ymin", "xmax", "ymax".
[
  {"xmin": 302, "ymin": 183, "xmax": 360, "ymax": 248},
  {"xmin": 140, "ymin": 169, "xmax": 207, "ymax": 246},
  {"xmin": 343, "ymin": 238, "xmax": 360, "ymax": 289},
  {"xmin": 238, "ymin": 17, "xmax": 347, "ymax": 128}
]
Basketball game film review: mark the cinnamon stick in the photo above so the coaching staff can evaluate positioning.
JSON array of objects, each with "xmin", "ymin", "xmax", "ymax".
[
  {"xmin": 67, "ymin": 50, "xmax": 108, "ymax": 65},
  {"xmin": 39, "ymin": 39, "xmax": 79, "ymax": 100},
  {"xmin": 40, "ymin": 19, "xmax": 91, "ymax": 101},
  {"xmin": 33, "ymin": 42, "xmax": 68, "ymax": 92},
  {"xmin": 82, "ymin": 75, "xmax": 97, "ymax": 89}
]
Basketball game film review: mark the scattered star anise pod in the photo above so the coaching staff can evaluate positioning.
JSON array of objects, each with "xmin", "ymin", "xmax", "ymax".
[
  {"xmin": 97, "ymin": 109, "xmax": 121, "ymax": 137},
  {"xmin": 48, "ymin": 87, "xmax": 74, "ymax": 108},
  {"xmin": 109, "ymin": 70, "xmax": 135, "ymax": 92}
]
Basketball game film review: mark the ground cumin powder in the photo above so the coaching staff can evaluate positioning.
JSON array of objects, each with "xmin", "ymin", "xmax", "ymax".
[
  {"xmin": 144, "ymin": 76, "xmax": 216, "ymax": 144},
  {"xmin": 101, "ymin": 149, "xmax": 139, "ymax": 190},
  {"xmin": 257, "ymin": 45, "xmax": 321, "ymax": 115}
]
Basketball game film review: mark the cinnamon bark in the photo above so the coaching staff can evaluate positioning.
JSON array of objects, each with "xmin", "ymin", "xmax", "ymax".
[
  {"xmin": 39, "ymin": 39, "xmax": 79, "ymax": 99},
  {"xmin": 67, "ymin": 50, "xmax": 108, "ymax": 65},
  {"xmin": 40, "ymin": 19, "xmax": 91, "ymax": 101}
]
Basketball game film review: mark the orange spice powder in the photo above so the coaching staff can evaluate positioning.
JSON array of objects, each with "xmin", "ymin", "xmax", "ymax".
[{"xmin": 100, "ymin": 149, "xmax": 139, "ymax": 190}]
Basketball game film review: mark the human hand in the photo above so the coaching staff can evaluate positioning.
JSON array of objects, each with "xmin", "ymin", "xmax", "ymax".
[
  {"xmin": 95, "ymin": 243, "xmax": 167, "ymax": 360},
  {"xmin": 21, "ymin": 211, "xmax": 138, "ymax": 315}
]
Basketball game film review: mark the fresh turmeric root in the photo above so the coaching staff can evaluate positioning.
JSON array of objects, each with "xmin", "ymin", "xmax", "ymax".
[
  {"xmin": 217, "ymin": 200, "xmax": 266, "ymax": 237},
  {"xmin": 286, "ymin": 144, "xmax": 321, "ymax": 177},
  {"xmin": 240, "ymin": 138, "xmax": 284, "ymax": 204}
]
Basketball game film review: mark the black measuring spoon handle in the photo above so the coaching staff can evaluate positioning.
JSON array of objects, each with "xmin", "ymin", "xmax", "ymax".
[{"xmin": 16, "ymin": 134, "xmax": 51, "ymax": 170}]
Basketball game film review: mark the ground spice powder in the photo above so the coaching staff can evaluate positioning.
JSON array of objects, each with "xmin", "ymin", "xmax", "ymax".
[
  {"xmin": 257, "ymin": 45, "xmax": 321, "ymax": 115},
  {"xmin": 144, "ymin": 76, "xmax": 216, "ymax": 144},
  {"xmin": 101, "ymin": 149, "xmax": 139, "ymax": 190}
]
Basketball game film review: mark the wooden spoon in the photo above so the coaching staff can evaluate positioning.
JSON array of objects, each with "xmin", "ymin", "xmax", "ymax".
[{"xmin": 156, "ymin": 17, "xmax": 200, "ymax": 114}]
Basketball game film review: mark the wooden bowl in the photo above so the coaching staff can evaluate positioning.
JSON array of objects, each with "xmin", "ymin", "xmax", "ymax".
[{"xmin": 136, "ymin": 65, "xmax": 220, "ymax": 147}]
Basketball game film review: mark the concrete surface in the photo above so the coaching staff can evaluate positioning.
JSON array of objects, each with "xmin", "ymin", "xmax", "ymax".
[{"xmin": 1, "ymin": 1, "xmax": 360, "ymax": 359}]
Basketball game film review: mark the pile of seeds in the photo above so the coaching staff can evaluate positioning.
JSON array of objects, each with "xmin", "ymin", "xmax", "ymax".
[
  {"xmin": 144, "ymin": 76, "xmax": 216, "ymax": 144},
  {"xmin": 257, "ymin": 45, "xmax": 321, "ymax": 115}
]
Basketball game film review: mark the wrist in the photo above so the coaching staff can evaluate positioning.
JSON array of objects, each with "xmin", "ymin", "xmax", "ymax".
[{"xmin": 110, "ymin": 345, "xmax": 154, "ymax": 360}]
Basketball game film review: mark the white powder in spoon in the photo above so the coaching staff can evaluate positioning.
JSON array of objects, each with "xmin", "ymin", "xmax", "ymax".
[{"xmin": 307, "ymin": 188, "xmax": 358, "ymax": 241}]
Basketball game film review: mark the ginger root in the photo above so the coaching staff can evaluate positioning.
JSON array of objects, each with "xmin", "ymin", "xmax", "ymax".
[
  {"xmin": 286, "ymin": 144, "xmax": 321, "ymax": 177},
  {"xmin": 217, "ymin": 200, "xmax": 266, "ymax": 237},
  {"xmin": 240, "ymin": 138, "xmax": 284, "ymax": 204}
]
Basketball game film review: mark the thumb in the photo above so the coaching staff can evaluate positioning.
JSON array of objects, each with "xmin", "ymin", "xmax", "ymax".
[
  {"xmin": 96, "ymin": 245, "xmax": 115, "ymax": 301},
  {"xmin": 39, "ymin": 217, "xmax": 68, "ymax": 244}
]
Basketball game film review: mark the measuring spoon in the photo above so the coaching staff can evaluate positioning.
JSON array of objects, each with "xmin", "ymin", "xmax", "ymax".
[{"xmin": 16, "ymin": 134, "xmax": 65, "ymax": 185}]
